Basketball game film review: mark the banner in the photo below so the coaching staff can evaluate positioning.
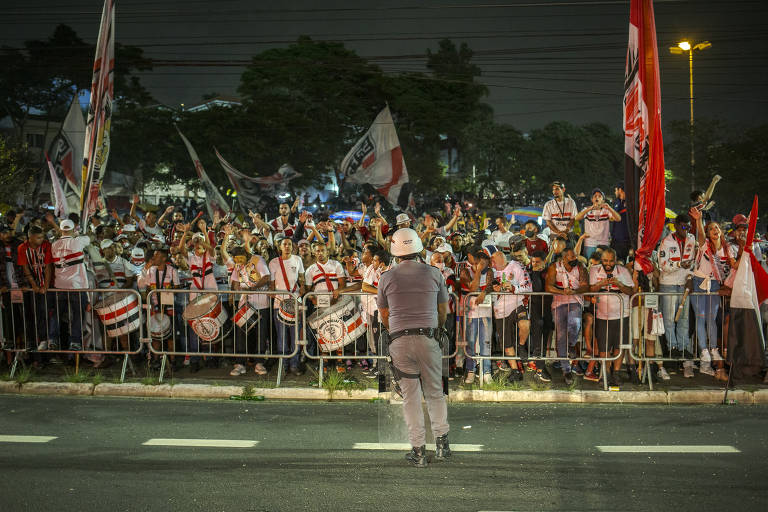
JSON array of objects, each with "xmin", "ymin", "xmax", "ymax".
[
  {"xmin": 79, "ymin": 0, "xmax": 115, "ymax": 230},
  {"xmin": 340, "ymin": 106, "xmax": 410, "ymax": 208},
  {"xmin": 176, "ymin": 126, "xmax": 229, "ymax": 219},
  {"xmin": 45, "ymin": 152, "xmax": 69, "ymax": 219},
  {"xmin": 623, "ymin": 0, "xmax": 665, "ymax": 274},
  {"xmin": 47, "ymin": 98, "xmax": 85, "ymax": 215}
]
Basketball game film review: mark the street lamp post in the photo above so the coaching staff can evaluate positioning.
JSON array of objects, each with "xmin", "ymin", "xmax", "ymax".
[{"xmin": 670, "ymin": 40, "xmax": 711, "ymax": 191}]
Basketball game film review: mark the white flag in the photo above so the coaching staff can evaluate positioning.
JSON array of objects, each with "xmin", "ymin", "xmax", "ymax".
[
  {"xmin": 176, "ymin": 126, "xmax": 229, "ymax": 219},
  {"xmin": 340, "ymin": 106, "xmax": 410, "ymax": 207},
  {"xmin": 47, "ymin": 98, "xmax": 85, "ymax": 214},
  {"xmin": 46, "ymin": 152, "xmax": 69, "ymax": 219}
]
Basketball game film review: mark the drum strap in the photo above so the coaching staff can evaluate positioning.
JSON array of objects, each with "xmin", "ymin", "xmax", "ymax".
[
  {"xmin": 316, "ymin": 261, "xmax": 334, "ymax": 291},
  {"xmin": 192, "ymin": 252, "xmax": 208, "ymax": 290},
  {"xmin": 155, "ymin": 266, "xmax": 168, "ymax": 290},
  {"xmin": 277, "ymin": 256, "xmax": 297, "ymax": 293}
]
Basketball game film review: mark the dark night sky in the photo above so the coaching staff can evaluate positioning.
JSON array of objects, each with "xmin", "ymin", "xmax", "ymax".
[{"xmin": 2, "ymin": 0, "xmax": 767, "ymax": 131}]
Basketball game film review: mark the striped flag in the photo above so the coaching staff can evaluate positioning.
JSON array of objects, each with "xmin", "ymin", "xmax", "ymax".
[
  {"xmin": 47, "ymin": 98, "xmax": 85, "ymax": 215},
  {"xmin": 176, "ymin": 126, "xmax": 229, "ymax": 219},
  {"xmin": 79, "ymin": 0, "xmax": 115, "ymax": 231},
  {"xmin": 45, "ymin": 152, "xmax": 69, "ymax": 219},
  {"xmin": 340, "ymin": 106, "xmax": 410, "ymax": 208},
  {"xmin": 623, "ymin": 0, "xmax": 665, "ymax": 273}
]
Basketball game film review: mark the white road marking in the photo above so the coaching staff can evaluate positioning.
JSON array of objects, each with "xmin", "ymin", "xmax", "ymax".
[
  {"xmin": 0, "ymin": 435, "xmax": 57, "ymax": 443},
  {"xmin": 597, "ymin": 445, "xmax": 740, "ymax": 453},
  {"xmin": 142, "ymin": 438, "xmax": 259, "ymax": 448},
  {"xmin": 352, "ymin": 442, "xmax": 484, "ymax": 452}
]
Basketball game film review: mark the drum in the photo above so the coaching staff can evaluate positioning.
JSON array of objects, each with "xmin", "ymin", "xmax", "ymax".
[
  {"xmin": 149, "ymin": 313, "xmax": 172, "ymax": 342},
  {"xmin": 182, "ymin": 293, "xmax": 231, "ymax": 343},
  {"xmin": 277, "ymin": 297, "xmax": 298, "ymax": 325},
  {"xmin": 234, "ymin": 303, "xmax": 261, "ymax": 332},
  {"xmin": 94, "ymin": 293, "xmax": 141, "ymax": 338},
  {"xmin": 307, "ymin": 296, "xmax": 366, "ymax": 352}
]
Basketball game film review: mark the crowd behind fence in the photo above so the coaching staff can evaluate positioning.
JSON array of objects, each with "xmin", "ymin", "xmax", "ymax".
[{"xmin": 1, "ymin": 287, "xmax": 759, "ymax": 390}]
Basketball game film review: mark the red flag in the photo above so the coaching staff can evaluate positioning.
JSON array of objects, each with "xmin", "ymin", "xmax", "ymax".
[
  {"xmin": 744, "ymin": 195, "xmax": 768, "ymax": 304},
  {"xmin": 623, "ymin": 0, "xmax": 665, "ymax": 274}
]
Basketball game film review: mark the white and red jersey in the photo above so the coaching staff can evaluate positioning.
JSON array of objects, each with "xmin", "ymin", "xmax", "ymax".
[
  {"xmin": 188, "ymin": 251, "xmax": 217, "ymax": 292},
  {"xmin": 583, "ymin": 206, "xmax": 612, "ymax": 247},
  {"xmin": 231, "ymin": 255, "xmax": 270, "ymax": 309},
  {"xmin": 269, "ymin": 254, "xmax": 304, "ymax": 307},
  {"xmin": 138, "ymin": 219, "xmax": 164, "ymax": 239},
  {"xmin": 361, "ymin": 263, "xmax": 381, "ymax": 320},
  {"xmin": 305, "ymin": 259, "xmax": 344, "ymax": 293},
  {"xmin": 542, "ymin": 197, "xmax": 577, "ymax": 233},
  {"xmin": 51, "ymin": 235, "xmax": 90, "ymax": 289},
  {"xmin": 492, "ymin": 261, "xmax": 532, "ymax": 319},
  {"xmin": 589, "ymin": 264, "xmax": 633, "ymax": 320},
  {"xmin": 658, "ymin": 232, "xmax": 697, "ymax": 286},
  {"xmin": 551, "ymin": 260, "xmax": 584, "ymax": 309},
  {"xmin": 97, "ymin": 256, "xmax": 132, "ymax": 289},
  {"xmin": 147, "ymin": 264, "xmax": 180, "ymax": 290},
  {"xmin": 270, "ymin": 216, "xmax": 296, "ymax": 239},
  {"xmin": 694, "ymin": 240, "xmax": 738, "ymax": 283},
  {"xmin": 344, "ymin": 257, "xmax": 365, "ymax": 284}
]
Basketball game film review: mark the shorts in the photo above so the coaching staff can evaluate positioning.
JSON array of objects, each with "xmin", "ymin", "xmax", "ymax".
[
  {"xmin": 631, "ymin": 306, "xmax": 657, "ymax": 341},
  {"xmin": 594, "ymin": 317, "xmax": 629, "ymax": 353}
]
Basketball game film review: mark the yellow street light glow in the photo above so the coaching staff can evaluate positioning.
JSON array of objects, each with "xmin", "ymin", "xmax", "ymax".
[{"xmin": 678, "ymin": 41, "xmax": 691, "ymax": 51}]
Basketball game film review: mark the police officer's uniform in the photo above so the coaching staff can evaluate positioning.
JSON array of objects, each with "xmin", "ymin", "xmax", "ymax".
[{"xmin": 377, "ymin": 228, "xmax": 450, "ymax": 467}]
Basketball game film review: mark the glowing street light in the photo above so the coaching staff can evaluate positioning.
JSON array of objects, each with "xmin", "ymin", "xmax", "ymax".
[{"xmin": 670, "ymin": 40, "xmax": 712, "ymax": 191}]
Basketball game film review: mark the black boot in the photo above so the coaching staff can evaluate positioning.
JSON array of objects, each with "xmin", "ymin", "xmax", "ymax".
[
  {"xmin": 405, "ymin": 445, "xmax": 427, "ymax": 467},
  {"xmin": 435, "ymin": 434, "xmax": 452, "ymax": 460}
]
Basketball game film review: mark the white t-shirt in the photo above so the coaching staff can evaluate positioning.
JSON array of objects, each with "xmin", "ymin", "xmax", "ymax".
[
  {"xmin": 305, "ymin": 259, "xmax": 344, "ymax": 293},
  {"xmin": 589, "ymin": 264, "xmax": 633, "ymax": 320},
  {"xmin": 139, "ymin": 220, "xmax": 164, "ymax": 239},
  {"xmin": 492, "ymin": 261, "xmax": 532, "ymax": 319},
  {"xmin": 361, "ymin": 263, "xmax": 380, "ymax": 319},
  {"xmin": 52, "ymin": 235, "xmax": 91, "ymax": 289},
  {"xmin": 583, "ymin": 206, "xmax": 612, "ymax": 247},
  {"xmin": 146, "ymin": 264, "xmax": 180, "ymax": 308},
  {"xmin": 97, "ymin": 256, "xmax": 132, "ymax": 289},
  {"xmin": 188, "ymin": 251, "xmax": 217, "ymax": 291},
  {"xmin": 490, "ymin": 229, "xmax": 514, "ymax": 250},
  {"xmin": 231, "ymin": 255, "xmax": 270, "ymax": 310},
  {"xmin": 542, "ymin": 197, "xmax": 578, "ymax": 233},
  {"xmin": 269, "ymin": 254, "xmax": 304, "ymax": 307}
]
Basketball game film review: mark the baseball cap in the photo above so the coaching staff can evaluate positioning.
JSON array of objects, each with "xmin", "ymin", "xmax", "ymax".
[
  {"xmin": 395, "ymin": 213, "xmax": 410, "ymax": 225},
  {"xmin": 482, "ymin": 244, "xmax": 501, "ymax": 258},
  {"xmin": 436, "ymin": 242, "xmax": 453, "ymax": 254},
  {"xmin": 191, "ymin": 232, "xmax": 205, "ymax": 242},
  {"xmin": 131, "ymin": 247, "xmax": 145, "ymax": 259},
  {"xmin": 297, "ymin": 239, "xmax": 309, "ymax": 246},
  {"xmin": 60, "ymin": 219, "xmax": 75, "ymax": 231},
  {"xmin": 732, "ymin": 214, "xmax": 748, "ymax": 226},
  {"xmin": 550, "ymin": 181, "xmax": 565, "ymax": 189},
  {"xmin": 100, "ymin": 239, "xmax": 114, "ymax": 249},
  {"xmin": 590, "ymin": 187, "xmax": 605, "ymax": 198},
  {"xmin": 344, "ymin": 217, "xmax": 354, "ymax": 224}
]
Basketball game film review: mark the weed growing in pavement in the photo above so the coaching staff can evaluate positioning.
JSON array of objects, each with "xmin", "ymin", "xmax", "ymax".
[
  {"xmin": 0, "ymin": 372, "xmax": 11, "ymax": 381},
  {"xmin": 528, "ymin": 378, "xmax": 551, "ymax": 392},
  {"xmin": 241, "ymin": 383, "xmax": 256, "ymax": 398},
  {"xmin": 14, "ymin": 366, "xmax": 32, "ymax": 384},
  {"xmin": 91, "ymin": 371, "xmax": 103, "ymax": 386},
  {"xmin": 140, "ymin": 372, "xmax": 160, "ymax": 385},
  {"xmin": 507, "ymin": 379, "xmax": 525, "ymax": 391},
  {"xmin": 321, "ymin": 371, "xmax": 366, "ymax": 399},
  {"xmin": 64, "ymin": 369, "xmax": 92, "ymax": 384},
  {"xmin": 482, "ymin": 374, "xmax": 511, "ymax": 391}
]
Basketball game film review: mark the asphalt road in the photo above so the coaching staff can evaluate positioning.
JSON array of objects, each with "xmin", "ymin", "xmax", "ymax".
[{"xmin": 0, "ymin": 396, "xmax": 767, "ymax": 512}]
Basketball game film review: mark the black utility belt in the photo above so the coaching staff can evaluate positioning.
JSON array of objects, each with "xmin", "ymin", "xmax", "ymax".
[{"xmin": 388, "ymin": 327, "xmax": 439, "ymax": 343}]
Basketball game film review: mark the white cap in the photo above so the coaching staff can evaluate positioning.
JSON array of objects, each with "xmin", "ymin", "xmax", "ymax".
[
  {"xmin": 436, "ymin": 242, "xmax": 453, "ymax": 254},
  {"xmin": 131, "ymin": 247, "xmax": 145, "ymax": 258},
  {"xmin": 122, "ymin": 224, "xmax": 137, "ymax": 233},
  {"xmin": 395, "ymin": 213, "xmax": 410, "ymax": 225},
  {"xmin": 191, "ymin": 232, "xmax": 205, "ymax": 242},
  {"xmin": 60, "ymin": 219, "xmax": 75, "ymax": 231},
  {"xmin": 390, "ymin": 228, "xmax": 423, "ymax": 257},
  {"xmin": 100, "ymin": 239, "xmax": 114, "ymax": 250}
]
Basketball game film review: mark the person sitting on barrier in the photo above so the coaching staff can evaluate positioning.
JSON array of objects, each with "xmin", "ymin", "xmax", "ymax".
[
  {"xmin": 49, "ymin": 219, "xmax": 91, "ymax": 352},
  {"xmin": 588, "ymin": 248, "xmax": 635, "ymax": 387},
  {"xmin": 658, "ymin": 213, "xmax": 697, "ymax": 378},
  {"xmin": 269, "ymin": 237, "xmax": 306, "ymax": 375},
  {"xmin": 487, "ymin": 245, "xmax": 532, "ymax": 383},
  {"xmin": 305, "ymin": 242, "xmax": 347, "ymax": 373},
  {"xmin": 229, "ymin": 246, "xmax": 271, "ymax": 377},
  {"xmin": 145, "ymin": 246, "xmax": 185, "ymax": 371},
  {"xmin": 545, "ymin": 245, "xmax": 588, "ymax": 386},
  {"xmin": 18, "ymin": 225, "xmax": 53, "ymax": 355},
  {"xmin": 461, "ymin": 247, "xmax": 494, "ymax": 385}
]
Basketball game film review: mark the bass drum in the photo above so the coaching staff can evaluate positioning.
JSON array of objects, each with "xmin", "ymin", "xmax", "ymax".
[
  {"xmin": 182, "ymin": 293, "xmax": 231, "ymax": 345},
  {"xmin": 307, "ymin": 296, "xmax": 365, "ymax": 352}
]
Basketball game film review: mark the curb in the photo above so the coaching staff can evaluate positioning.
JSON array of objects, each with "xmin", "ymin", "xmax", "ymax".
[{"xmin": 0, "ymin": 381, "xmax": 763, "ymax": 404}]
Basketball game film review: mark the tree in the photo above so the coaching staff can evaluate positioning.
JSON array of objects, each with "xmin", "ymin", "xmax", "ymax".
[
  {"xmin": 459, "ymin": 119, "xmax": 525, "ymax": 199},
  {"xmin": 0, "ymin": 136, "xmax": 33, "ymax": 205}
]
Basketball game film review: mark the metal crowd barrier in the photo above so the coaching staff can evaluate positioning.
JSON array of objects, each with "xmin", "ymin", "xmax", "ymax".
[
  {"xmin": 629, "ymin": 290, "xmax": 731, "ymax": 390},
  {"xmin": 301, "ymin": 291, "xmax": 460, "ymax": 387},
  {"xmin": 143, "ymin": 288, "xmax": 301, "ymax": 386},
  {"xmin": 2, "ymin": 287, "xmax": 144, "ymax": 382},
  {"xmin": 461, "ymin": 291, "xmax": 627, "ymax": 390}
]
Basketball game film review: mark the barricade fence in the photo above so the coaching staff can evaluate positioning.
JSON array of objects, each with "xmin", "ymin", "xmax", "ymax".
[
  {"xmin": 144, "ymin": 289, "xmax": 301, "ymax": 385},
  {"xmin": 461, "ymin": 291, "xmax": 627, "ymax": 390},
  {"xmin": 2, "ymin": 287, "xmax": 144, "ymax": 382}
]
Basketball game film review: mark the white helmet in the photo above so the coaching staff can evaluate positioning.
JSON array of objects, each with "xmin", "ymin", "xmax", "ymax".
[{"xmin": 390, "ymin": 228, "xmax": 424, "ymax": 257}]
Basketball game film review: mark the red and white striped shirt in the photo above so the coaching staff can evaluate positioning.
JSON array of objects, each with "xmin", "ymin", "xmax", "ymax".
[{"xmin": 51, "ymin": 236, "xmax": 90, "ymax": 289}]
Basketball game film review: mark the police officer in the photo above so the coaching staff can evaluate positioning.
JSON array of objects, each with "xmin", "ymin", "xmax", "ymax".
[{"xmin": 377, "ymin": 228, "xmax": 450, "ymax": 468}]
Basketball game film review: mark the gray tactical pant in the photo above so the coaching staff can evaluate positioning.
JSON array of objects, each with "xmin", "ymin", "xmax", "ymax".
[{"xmin": 389, "ymin": 334, "xmax": 449, "ymax": 447}]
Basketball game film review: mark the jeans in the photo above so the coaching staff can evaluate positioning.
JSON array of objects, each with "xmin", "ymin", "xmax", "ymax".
[
  {"xmin": 690, "ymin": 277, "xmax": 720, "ymax": 352},
  {"xmin": 659, "ymin": 284, "xmax": 691, "ymax": 352},
  {"xmin": 49, "ymin": 291, "xmax": 88, "ymax": 348},
  {"xmin": 274, "ymin": 310, "xmax": 300, "ymax": 368},
  {"xmin": 554, "ymin": 303, "xmax": 582, "ymax": 372},
  {"xmin": 466, "ymin": 316, "xmax": 492, "ymax": 375},
  {"xmin": 583, "ymin": 245, "xmax": 598, "ymax": 260}
]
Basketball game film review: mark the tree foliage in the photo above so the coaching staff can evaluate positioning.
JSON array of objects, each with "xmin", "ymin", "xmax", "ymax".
[{"xmin": 0, "ymin": 136, "xmax": 33, "ymax": 205}]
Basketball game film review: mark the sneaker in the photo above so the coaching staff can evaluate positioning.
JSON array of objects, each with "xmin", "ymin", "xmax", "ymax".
[
  {"xmin": 700, "ymin": 361, "xmax": 715, "ymax": 376},
  {"xmin": 571, "ymin": 363, "xmax": 584, "ymax": 376},
  {"xmin": 336, "ymin": 364, "xmax": 346, "ymax": 374},
  {"xmin": 584, "ymin": 370, "xmax": 599, "ymax": 382},
  {"xmin": 710, "ymin": 348, "xmax": 724, "ymax": 362},
  {"xmin": 464, "ymin": 371, "xmax": 475, "ymax": 385},
  {"xmin": 700, "ymin": 349, "xmax": 711, "ymax": 363},
  {"xmin": 435, "ymin": 434, "xmax": 452, "ymax": 460},
  {"xmin": 359, "ymin": 360, "xmax": 370, "ymax": 371},
  {"xmin": 537, "ymin": 368, "xmax": 552, "ymax": 383},
  {"xmin": 657, "ymin": 366, "xmax": 671, "ymax": 381},
  {"xmin": 563, "ymin": 371, "xmax": 574, "ymax": 386},
  {"xmin": 47, "ymin": 341, "xmax": 59, "ymax": 351},
  {"xmin": 405, "ymin": 445, "xmax": 427, "ymax": 468},
  {"xmin": 495, "ymin": 360, "xmax": 510, "ymax": 372},
  {"xmin": 608, "ymin": 373, "xmax": 621, "ymax": 387},
  {"xmin": 526, "ymin": 361, "xmax": 537, "ymax": 372},
  {"xmin": 68, "ymin": 342, "xmax": 82, "ymax": 351},
  {"xmin": 229, "ymin": 363, "xmax": 246, "ymax": 376},
  {"xmin": 36, "ymin": 340, "xmax": 48, "ymax": 351},
  {"xmin": 683, "ymin": 361, "xmax": 694, "ymax": 378},
  {"xmin": 507, "ymin": 369, "xmax": 524, "ymax": 382},
  {"xmin": 254, "ymin": 363, "xmax": 267, "ymax": 375}
]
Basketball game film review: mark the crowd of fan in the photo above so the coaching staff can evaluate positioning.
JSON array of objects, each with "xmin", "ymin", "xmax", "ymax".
[{"xmin": 0, "ymin": 179, "xmax": 764, "ymax": 387}]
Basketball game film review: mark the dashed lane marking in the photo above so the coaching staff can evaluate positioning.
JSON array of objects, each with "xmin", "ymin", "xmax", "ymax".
[
  {"xmin": 597, "ymin": 445, "xmax": 740, "ymax": 453},
  {"xmin": 142, "ymin": 438, "xmax": 259, "ymax": 448},
  {"xmin": 352, "ymin": 442, "xmax": 484, "ymax": 452},
  {"xmin": 0, "ymin": 435, "xmax": 57, "ymax": 443}
]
